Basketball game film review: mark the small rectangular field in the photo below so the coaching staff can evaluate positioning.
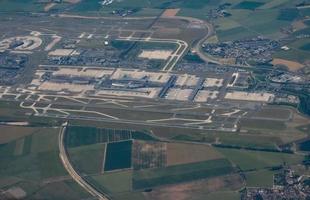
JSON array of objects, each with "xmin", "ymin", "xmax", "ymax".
[
  {"xmin": 166, "ymin": 143, "xmax": 224, "ymax": 166},
  {"xmin": 161, "ymin": 9, "xmax": 180, "ymax": 17},
  {"xmin": 104, "ymin": 140, "xmax": 132, "ymax": 171},
  {"xmin": 132, "ymin": 140, "xmax": 166, "ymax": 170}
]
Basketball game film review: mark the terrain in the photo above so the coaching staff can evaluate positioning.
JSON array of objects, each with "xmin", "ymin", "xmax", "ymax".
[{"xmin": 0, "ymin": 0, "xmax": 309, "ymax": 200}]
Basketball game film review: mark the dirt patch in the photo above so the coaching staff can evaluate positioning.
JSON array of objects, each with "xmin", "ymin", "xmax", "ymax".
[
  {"xmin": 272, "ymin": 58, "xmax": 304, "ymax": 71},
  {"xmin": 289, "ymin": 109, "xmax": 310, "ymax": 127},
  {"xmin": 292, "ymin": 20, "xmax": 307, "ymax": 31},
  {"xmin": 139, "ymin": 50, "xmax": 172, "ymax": 60},
  {"xmin": 0, "ymin": 125, "xmax": 36, "ymax": 144},
  {"xmin": 161, "ymin": 9, "xmax": 180, "ymax": 17},
  {"xmin": 166, "ymin": 143, "xmax": 223, "ymax": 166},
  {"xmin": 143, "ymin": 174, "xmax": 243, "ymax": 200},
  {"xmin": 132, "ymin": 140, "xmax": 167, "ymax": 170}
]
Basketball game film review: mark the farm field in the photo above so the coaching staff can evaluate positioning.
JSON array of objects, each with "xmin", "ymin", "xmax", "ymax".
[
  {"xmin": 104, "ymin": 140, "xmax": 133, "ymax": 171},
  {"xmin": 132, "ymin": 158, "xmax": 234, "ymax": 189},
  {"xmin": 273, "ymin": 38, "xmax": 310, "ymax": 63},
  {"xmin": 166, "ymin": 142, "xmax": 224, "ymax": 166},
  {"xmin": 0, "ymin": 125, "xmax": 91, "ymax": 199},
  {"xmin": 89, "ymin": 170, "xmax": 133, "ymax": 194},
  {"xmin": 245, "ymin": 169, "xmax": 276, "ymax": 187},
  {"xmin": 0, "ymin": 0, "xmax": 309, "ymax": 199},
  {"xmin": 143, "ymin": 174, "xmax": 243, "ymax": 200},
  {"xmin": 67, "ymin": 143, "xmax": 106, "ymax": 174},
  {"xmin": 132, "ymin": 140, "xmax": 166, "ymax": 170},
  {"xmin": 216, "ymin": 148, "xmax": 304, "ymax": 171},
  {"xmin": 0, "ymin": 0, "xmax": 43, "ymax": 12}
]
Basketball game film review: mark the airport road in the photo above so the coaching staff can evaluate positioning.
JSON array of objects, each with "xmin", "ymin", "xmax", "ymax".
[
  {"xmin": 192, "ymin": 21, "xmax": 221, "ymax": 65},
  {"xmin": 58, "ymin": 122, "xmax": 111, "ymax": 200}
]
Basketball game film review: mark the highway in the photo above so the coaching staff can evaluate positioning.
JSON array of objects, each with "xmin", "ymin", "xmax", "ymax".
[{"xmin": 58, "ymin": 123, "xmax": 111, "ymax": 200}]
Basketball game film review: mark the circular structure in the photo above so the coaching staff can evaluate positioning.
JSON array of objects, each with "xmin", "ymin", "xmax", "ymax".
[{"xmin": 0, "ymin": 36, "xmax": 42, "ymax": 51}]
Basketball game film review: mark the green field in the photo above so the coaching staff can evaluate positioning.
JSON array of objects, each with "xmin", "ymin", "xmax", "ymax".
[
  {"xmin": 245, "ymin": 169, "xmax": 276, "ymax": 187},
  {"xmin": 298, "ymin": 140, "xmax": 310, "ymax": 152},
  {"xmin": 196, "ymin": 0, "xmax": 302, "ymax": 41},
  {"xmin": 132, "ymin": 159, "xmax": 234, "ymax": 189},
  {"xmin": 240, "ymin": 118, "xmax": 287, "ymax": 130},
  {"xmin": 0, "ymin": 0, "xmax": 43, "ymax": 12},
  {"xmin": 68, "ymin": 143, "xmax": 106, "ymax": 174},
  {"xmin": 233, "ymin": 1, "xmax": 265, "ymax": 10},
  {"xmin": 301, "ymin": 43, "xmax": 310, "ymax": 51},
  {"xmin": 90, "ymin": 170, "xmax": 133, "ymax": 194},
  {"xmin": 273, "ymin": 38, "xmax": 310, "ymax": 62},
  {"xmin": 65, "ymin": 125, "xmax": 155, "ymax": 147},
  {"xmin": 0, "ymin": 125, "xmax": 92, "ymax": 199},
  {"xmin": 173, "ymin": 131, "xmax": 283, "ymax": 150},
  {"xmin": 0, "ymin": 128, "xmax": 66, "ymax": 180},
  {"xmin": 216, "ymin": 148, "xmax": 304, "ymax": 171},
  {"xmin": 65, "ymin": 126, "xmax": 133, "ymax": 147},
  {"xmin": 104, "ymin": 140, "xmax": 132, "ymax": 171},
  {"xmin": 277, "ymin": 8, "xmax": 300, "ymax": 21}
]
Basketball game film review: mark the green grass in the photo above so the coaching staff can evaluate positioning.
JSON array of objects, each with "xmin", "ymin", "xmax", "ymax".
[
  {"xmin": 259, "ymin": 0, "xmax": 291, "ymax": 9},
  {"xmin": 216, "ymin": 148, "xmax": 304, "ymax": 171},
  {"xmin": 71, "ymin": 0, "xmax": 102, "ymax": 12},
  {"xmin": 240, "ymin": 118, "xmax": 286, "ymax": 130},
  {"xmin": 65, "ymin": 125, "xmax": 155, "ymax": 147},
  {"xmin": 111, "ymin": 40, "xmax": 134, "ymax": 50},
  {"xmin": 234, "ymin": 1, "xmax": 265, "ymax": 10},
  {"xmin": 0, "ymin": 0, "xmax": 43, "ymax": 12},
  {"xmin": 0, "ymin": 150, "xmax": 67, "ymax": 180},
  {"xmin": 183, "ymin": 53, "xmax": 205, "ymax": 63},
  {"xmin": 298, "ymin": 140, "xmax": 310, "ymax": 151},
  {"xmin": 245, "ymin": 169, "xmax": 275, "ymax": 187},
  {"xmin": 210, "ymin": 2, "xmax": 296, "ymax": 41},
  {"xmin": 172, "ymin": 131, "xmax": 283, "ymax": 149},
  {"xmin": 301, "ymin": 43, "xmax": 310, "ymax": 51},
  {"xmin": 26, "ymin": 180, "xmax": 91, "ymax": 200},
  {"xmin": 217, "ymin": 26, "xmax": 258, "ymax": 41},
  {"xmin": 277, "ymin": 8, "xmax": 300, "ymax": 21},
  {"xmin": 214, "ymin": 17, "xmax": 241, "ymax": 31},
  {"xmin": 218, "ymin": 134, "xmax": 281, "ymax": 149},
  {"xmin": 0, "ymin": 127, "xmax": 67, "ymax": 180},
  {"xmin": 30, "ymin": 128, "xmax": 59, "ymax": 153},
  {"xmin": 104, "ymin": 140, "xmax": 132, "ymax": 171},
  {"xmin": 90, "ymin": 170, "xmax": 132, "ymax": 194},
  {"xmin": 273, "ymin": 49, "xmax": 309, "ymax": 63},
  {"xmin": 133, "ymin": 159, "xmax": 234, "ymax": 189},
  {"xmin": 273, "ymin": 38, "xmax": 310, "ymax": 62},
  {"xmin": 180, "ymin": 0, "xmax": 220, "ymax": 9},
  {"xmin": 67, "ymin": 143, "xmax": 106, "ymax": 174}
]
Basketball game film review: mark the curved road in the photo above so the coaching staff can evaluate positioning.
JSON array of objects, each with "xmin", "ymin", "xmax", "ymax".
[{"xmin": 58, "ymin": 122, "xmax": 111, "ymax": 200}]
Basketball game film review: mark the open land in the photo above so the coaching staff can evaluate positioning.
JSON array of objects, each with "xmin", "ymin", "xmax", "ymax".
[{"xmin": 0, "ymin": 0, "xmax": 309, "ymax": 200}]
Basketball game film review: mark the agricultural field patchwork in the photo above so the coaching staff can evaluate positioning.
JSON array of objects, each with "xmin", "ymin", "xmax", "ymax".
[{"xmin": 0, "ymin": 0, "xmax": 309, "ymax": 199}]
